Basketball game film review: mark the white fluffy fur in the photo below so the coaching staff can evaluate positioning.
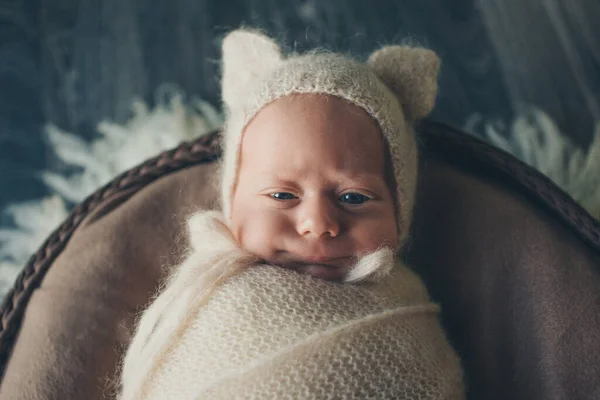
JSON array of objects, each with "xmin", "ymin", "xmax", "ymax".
[
  {"xmin": 0, "ymin": 87, "xmax": 222, "ymax": 296},
  {"xmin": 343, "ymin": 247, "xmax": 395, "ymax": 283},
  {"xmin": 475, "ymin": 108, "xmax": 600, "ymax": 220}
]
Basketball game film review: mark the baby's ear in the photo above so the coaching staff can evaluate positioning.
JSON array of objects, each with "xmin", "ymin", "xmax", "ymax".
[
  {"xmin": 221, "ymin": 29, "xmax": 283, "ymax": 111},
  {"xmin": 368, "ymin": 45, "xmax": 440, "ymax": 120}
]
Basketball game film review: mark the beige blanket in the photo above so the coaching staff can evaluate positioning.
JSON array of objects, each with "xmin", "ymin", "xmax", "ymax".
[{"xmin": 119, "ymin": 212, "xmax": 464, "ymax": 399}]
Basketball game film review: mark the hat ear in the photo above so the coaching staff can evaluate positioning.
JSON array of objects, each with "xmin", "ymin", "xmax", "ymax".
[
  {"xmin": 221, "ymin": 29, "xmax": 284, "ymax": 112},
  {"xmin": 368, "ymin": 45, "xmax": 440, "ymax": 120}
]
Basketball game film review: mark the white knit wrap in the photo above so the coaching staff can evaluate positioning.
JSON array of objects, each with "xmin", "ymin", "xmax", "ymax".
[
  {"xmin": 119, "ymin": 212, "xmax": 464, "ymax": 399},
  {"xmin": 219, "ymin": 29, "xmax": 441, "ymax": 245}
]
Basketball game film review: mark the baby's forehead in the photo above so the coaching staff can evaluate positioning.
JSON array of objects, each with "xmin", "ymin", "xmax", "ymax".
[
  {"xmin": 237, "ymin": 93, "xmax": 393, "ymax": 178},
  {"xmin": 242, "ymin": 95, "xmax": 387, "ymax": 147},
  {"xmin": 243, "ymin": 151, "xmax": 391, "ymax": 193}
]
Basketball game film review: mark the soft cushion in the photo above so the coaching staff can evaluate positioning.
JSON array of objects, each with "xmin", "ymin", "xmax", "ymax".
[{"xmin": 0, "ymin": 122, "xmax": 598, "ymax": 400}]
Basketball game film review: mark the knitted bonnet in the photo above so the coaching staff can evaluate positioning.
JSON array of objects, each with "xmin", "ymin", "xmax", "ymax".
[{"xmin": 220, "ymin": 29, "xmax": 441, "ymax": 244}]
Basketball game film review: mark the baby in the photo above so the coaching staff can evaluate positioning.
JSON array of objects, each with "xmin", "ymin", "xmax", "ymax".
[{"xmin": 119, "ymin": 29, "xmax": 464, "ymax": 399}]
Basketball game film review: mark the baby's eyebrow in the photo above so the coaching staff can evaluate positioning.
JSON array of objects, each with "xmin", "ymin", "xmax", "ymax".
[
  {"xmin": 256, "ymin": 175, "xmax": 300, "ymax": 187},
  {"xmin": 337, "ymin": 173, "xmax": 387, "ymax": 186},
  {"xmin": 254, "ymin": 171, "xmax": 388, "ymax": 189}
]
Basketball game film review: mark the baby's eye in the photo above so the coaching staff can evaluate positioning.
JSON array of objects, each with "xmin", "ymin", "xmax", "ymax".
[
  {"xmin": 339, "ymin": 193, "xmax": 371, "ymax": 205},
  {"xmin": 270, "ymin": 192, "xmax": 298, "ymax": 201}
]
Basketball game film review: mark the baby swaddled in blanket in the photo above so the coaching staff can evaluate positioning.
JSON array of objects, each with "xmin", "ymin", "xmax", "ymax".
[{"xmin": 119, "ymin": 29, "xmax": 465, "ymax": 399}]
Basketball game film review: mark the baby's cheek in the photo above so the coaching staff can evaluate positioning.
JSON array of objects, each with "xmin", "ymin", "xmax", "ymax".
[
  {"xmin": 358, "ymin": 217, "xmax": 398, "ymax": 252},
  {"xmin": 239, "ymin": 210, "xmax": 290, "ymax": 259}
]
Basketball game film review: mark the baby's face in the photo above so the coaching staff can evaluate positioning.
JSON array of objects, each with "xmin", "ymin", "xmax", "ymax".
[{"xmin": 230, "ymin": 94, "xmax": 398, "ymax": 281}]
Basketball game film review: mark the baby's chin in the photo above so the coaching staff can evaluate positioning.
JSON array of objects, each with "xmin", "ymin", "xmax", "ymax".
[
  {"xmin": 285, "ymin": 263, "xmax": 350, "ymax": 282},
  {"xmin": 267, "ymin": 249, "xmax": 394, "ymax": 283},
  {"xmin": 268, "ymin": 256, "xmax": 350, "ymax": 282}
]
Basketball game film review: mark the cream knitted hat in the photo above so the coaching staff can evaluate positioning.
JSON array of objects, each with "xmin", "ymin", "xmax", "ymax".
[{"xmin": 220, "ymin": 29, "xmax": 440, "ymax": 245}]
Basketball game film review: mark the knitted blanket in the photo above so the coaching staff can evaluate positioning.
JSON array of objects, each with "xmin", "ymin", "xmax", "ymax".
[{"xmin": 119, "ymin": 212, "xmax": 464, "ymax": 399}]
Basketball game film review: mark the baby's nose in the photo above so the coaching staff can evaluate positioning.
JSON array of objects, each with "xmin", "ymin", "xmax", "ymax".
[{"xmin": 297, "ymin": 197, "xmax": 340, "ymax": 239}]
